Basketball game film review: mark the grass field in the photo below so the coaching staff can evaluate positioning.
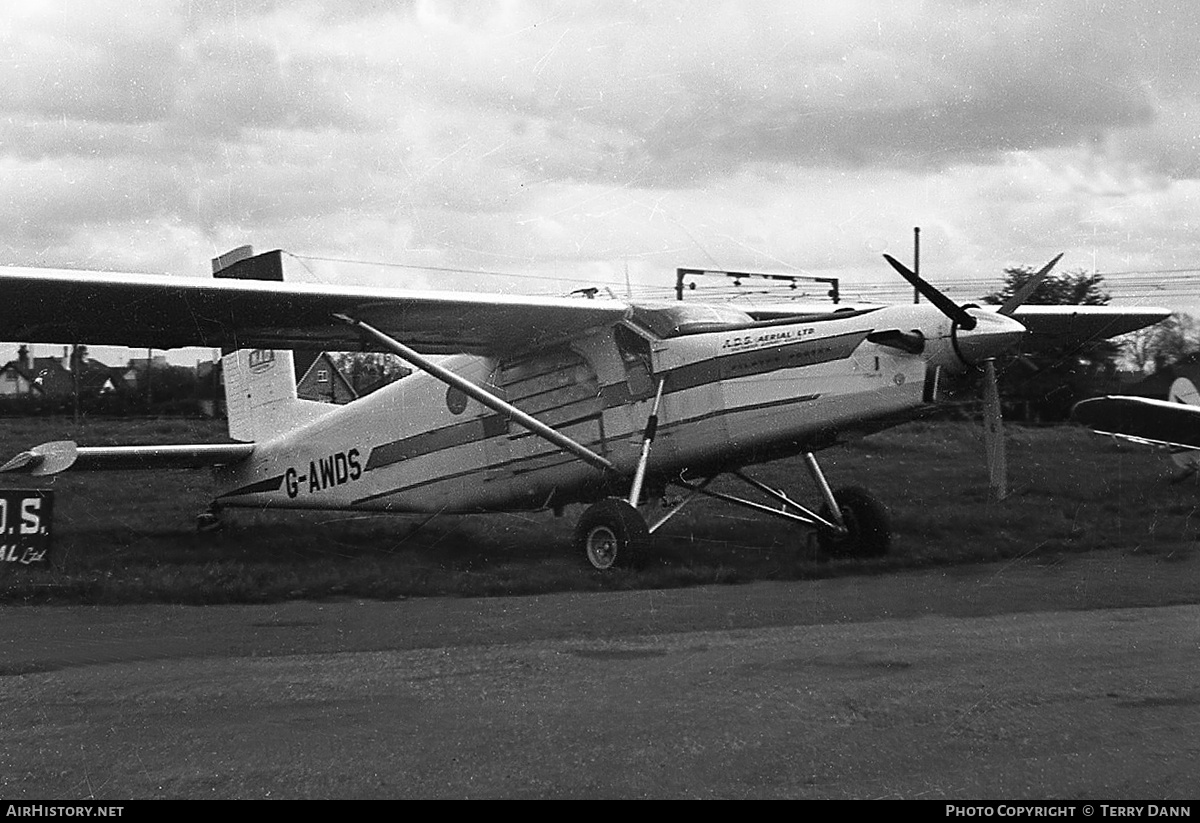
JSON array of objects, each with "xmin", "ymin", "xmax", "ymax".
[{"xmin": 1, "ymin": 415, "xmax": 1197, "ymax": 604}]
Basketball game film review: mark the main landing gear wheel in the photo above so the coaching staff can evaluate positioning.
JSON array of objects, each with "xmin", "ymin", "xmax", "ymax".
[
  {"xmin": 817, "ymin": 486, "xmax": 891, "ymax": 558},
  {"xmin": 575, "ymin": 498, "xmax": 649, "ymax": 570}
]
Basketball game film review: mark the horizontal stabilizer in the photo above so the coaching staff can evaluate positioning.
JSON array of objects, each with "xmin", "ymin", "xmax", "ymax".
[
  {"xmin": 0, "ymin": 442, "xmax": 255, "ymax": 475},
  {"xmin": 0, "ymin": 441, "xmax": 79, "ymax": 476},
  {"xmin": 1072, "ymin": 396, "xmax": 1200, "ymax": 450}
]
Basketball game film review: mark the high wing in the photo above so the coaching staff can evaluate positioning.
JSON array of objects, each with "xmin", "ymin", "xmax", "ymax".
[
  {"xmin": 1072, "ymin": 396, "xmax": 1200, "ymax": 450},
  {"xmin": 1007, "ymin": 306, "xmax": 1172, "ymax": 348},
  {"xmin": 0, "ymin": 254, "xmax": 630, "ymax": 477},
  {"xmin": 0, "ymin": 256, "xmax": 630, "ymax": 356}
]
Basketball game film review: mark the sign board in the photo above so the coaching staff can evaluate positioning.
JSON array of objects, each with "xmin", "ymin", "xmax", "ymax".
[{"xmin": 0, "ymin": 490, "xmax": 53, "ymax": 567}]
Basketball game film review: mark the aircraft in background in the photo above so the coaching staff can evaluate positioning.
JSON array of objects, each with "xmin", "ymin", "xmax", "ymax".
[
  {"xmin": 1073, "ymin": 377, "xmax": 1200, "ymax": 479},
  {"xmin": 0, "ymin": 248, "xmax": 1170, "ymax": 569}
]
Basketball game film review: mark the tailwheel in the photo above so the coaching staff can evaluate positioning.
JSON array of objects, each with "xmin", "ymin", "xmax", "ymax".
[
  {"xmin": 817, "ymin": 486, "xmax": 891, "ymax": 558},
  {"xmin": 196, "ymin": 504, "xmax": 224, "ymax": 534},
  {"xmin": 575, "ymin": 497, "xmax": 649, "ymax": 570}
]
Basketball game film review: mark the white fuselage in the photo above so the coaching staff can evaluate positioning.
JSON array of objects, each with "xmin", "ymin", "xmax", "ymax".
[{"xmin": 212, "ymin": 302, "xmax": 1015, "ymax": 514}]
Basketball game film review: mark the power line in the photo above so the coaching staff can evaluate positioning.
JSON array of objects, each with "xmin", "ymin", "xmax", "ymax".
[
  {"xmin": 1092, "ymin": 267, "xmax": 1200, "ymax": 276},
  {"xmin": 287, "ymin": 252, "xmax": 631, "ymax": 292},
  {"xmin": 283, "ymin": 250, "xmax": 1200, "ymax": 307}
]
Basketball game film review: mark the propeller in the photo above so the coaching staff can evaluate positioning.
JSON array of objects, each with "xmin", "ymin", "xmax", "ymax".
[
  {"xmin": 980, "ymin": 358, "xmax": 1006, "ymax": 501},
  {"xmin": 997, "ymin": 254, "xmax": 1064, "ymax": 316},
  {"xmin": 978, "ymin": 254, "xmax": 1066, "ymax": 498},
  {"xmin": 883, "ymin": 255, "xmax": 976, "ymax": 330},
  {"xmin": 881, "ymin": 252, "xmax": 1063, "ymax": 501}
]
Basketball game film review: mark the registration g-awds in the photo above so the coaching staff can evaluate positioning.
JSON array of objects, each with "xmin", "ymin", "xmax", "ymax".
[{"xmin": 0, "ymin": 248, "xmax": 1168, "ymax": 568}]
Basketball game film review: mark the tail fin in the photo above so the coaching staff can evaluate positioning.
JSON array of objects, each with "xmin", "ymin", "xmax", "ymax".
[
  {"xmin": 222, "ymin": 347, "xmax": 331, "ymax": 442},
  {"xmin": 214, "ymin": 247, "xmax": 333, "ymax": 442}
]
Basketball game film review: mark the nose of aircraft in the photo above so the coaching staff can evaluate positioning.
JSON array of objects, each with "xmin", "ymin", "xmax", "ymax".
[{"xmin": 952, "ymin": 309, "xmax": 1027, "ymax": 367}]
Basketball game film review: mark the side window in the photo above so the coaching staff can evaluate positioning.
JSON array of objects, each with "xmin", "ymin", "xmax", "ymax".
[{"xmin": 614, "ymin": 324, "xmax": 654, "ymax": 398}]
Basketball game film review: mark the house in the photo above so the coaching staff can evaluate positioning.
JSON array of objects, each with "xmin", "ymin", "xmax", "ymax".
[
  {"xmin": 73, "ymin": 348, "xmax": 120, "ymax": 398},
  {"xmin": 122, "ymin": 353, "xmax": 170, "ymax": 392},
  {"xmin": 28, "ymin": 354, "xmax": 75, "ymax": 399},
  {"xmin": 1, "ymin": 346, "xmax": 118, "ymax": 407},
  {"xmin": 36, "ymin": 351, "xmax": 118, "ymax": 398},
  {"xmin": 0, "ymin": 361, "xmax": 41, "ymax": 397},
  {"xmin": 0, "ymin": 346, "xmax": 43, "ymax": 398},
  {"xmin": 296, "ymin": 352, "xmax": 358, "ymax": 404}
]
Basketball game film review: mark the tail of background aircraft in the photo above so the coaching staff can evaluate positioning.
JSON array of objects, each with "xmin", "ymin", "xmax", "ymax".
[{"xmin": 213, "ymin": 247, "xmax": 334, "ymax": 442}]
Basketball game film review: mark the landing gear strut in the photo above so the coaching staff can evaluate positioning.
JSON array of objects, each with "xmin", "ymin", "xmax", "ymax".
[
  {"xmin": 575, "ymin": 450, "xmax": 892, "ymax": 569},
  {"xmin": 648, "ymin": 452, "xmax": 891, "ymax": 560},
  {"xmin": 575, "ymin": 381, "xmax": 662, "ymax": 571},
  {"xmin": 573, "ymin": 380, "xmax": 890, "ymax": 566}
]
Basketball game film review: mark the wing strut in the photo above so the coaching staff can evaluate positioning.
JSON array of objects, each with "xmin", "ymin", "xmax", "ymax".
[
  {"xmin": 334, "ymin": 313, "xmax": 617, "ymax": 474},
  {"xmin": 628, "ymin": 378, "xmax": 665, "ymax": 506}
]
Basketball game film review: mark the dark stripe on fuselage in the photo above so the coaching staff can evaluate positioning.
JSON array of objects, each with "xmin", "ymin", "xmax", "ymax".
[
  {"xmin": 219, "ymin": 473, "xmax": 286, "ymax": 498},
  {"xmin": 666, "ymin": 330, "xmax": 869, "ymax": 394},
  {"xmin": 350, "ymin": 393, "xmax": 829, "ymax": 505},
  {"xmin": 600, "ymin": 330, "xmax": 867, "ymax": 406},
  {"xmin": 351, "ymin": 466, "xmax": 487, "ymax": 505},
  {"xmin": 665, "ymin": 393, "xmax": 821, "ymax": 430},
  {"xmin": 366, "ymin": 414, "xmax": 509, "ymax": 472},
  {"xmin": 507, "ymin": 412, "xmax": 602, "ymax": 442},
  {"xmin": 355, "ymin": 328, "xmax": 868, "ymax": 498},
  {"xmin": 509, "ymin": 453, "xmax": 580, "ymax": 476},
  {"xmin": 351, "ymin": 448, "xmax": 598, "ymax": 505}
]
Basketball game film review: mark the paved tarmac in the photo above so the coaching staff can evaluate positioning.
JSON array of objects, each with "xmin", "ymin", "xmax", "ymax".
[{"xmin": 2, "ymin": 548, "xmax": 1199, "ymax": 799}]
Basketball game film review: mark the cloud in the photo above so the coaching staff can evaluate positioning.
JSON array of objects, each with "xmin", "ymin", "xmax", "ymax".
[
  {"xmin": 0, "ymin": 0, "xmax": 1197, "ymax": 317},
  {"xmin": 0, "ymin": 0, "xmax": 181, "ymax": 124}
]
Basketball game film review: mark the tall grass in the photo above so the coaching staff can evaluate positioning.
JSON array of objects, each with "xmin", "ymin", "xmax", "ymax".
[{"xmin": 1, "ymin": 417, "xmax": 1194, "ymax": 604}]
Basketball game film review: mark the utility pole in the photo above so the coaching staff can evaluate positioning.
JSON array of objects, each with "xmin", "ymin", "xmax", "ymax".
[
  {"xmin": 71, "ymin": 343, "xmax": 81, "ymax": 425},
  {"xmin": 913, "ymin": 226, "xmax": 921, "ymax": 304}
]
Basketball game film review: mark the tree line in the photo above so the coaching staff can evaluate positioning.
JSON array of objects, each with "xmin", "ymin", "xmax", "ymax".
[{"xmin": 965, "ymin": 266, "xmax": 1196, "ymax": 421}]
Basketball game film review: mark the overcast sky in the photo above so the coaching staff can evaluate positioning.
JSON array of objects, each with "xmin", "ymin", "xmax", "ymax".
[{"xmin": 3, "ymin": 0, "xmax": 1199, "ymax": 365}]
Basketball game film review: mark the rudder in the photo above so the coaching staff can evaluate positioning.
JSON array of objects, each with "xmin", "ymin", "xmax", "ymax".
[{"xmin": 214, "ymin": 247, "xmax": 332, "ymax": 442}]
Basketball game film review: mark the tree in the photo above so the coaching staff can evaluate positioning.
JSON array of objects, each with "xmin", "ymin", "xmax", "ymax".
[
  {"xmin": 983, "ymin": 267, "xmax": 1110, "ymax": 308},
  {"xmin": 979, "ymin": 266, "xmax": 1117, "ymax": 421},
  {"xmin": 1121, "ymin": 312, "xmax": 1200, "ymax": 373},
  {"xmin": 332, "ymin": 352, "xmax": 411, "ymax": 396}
]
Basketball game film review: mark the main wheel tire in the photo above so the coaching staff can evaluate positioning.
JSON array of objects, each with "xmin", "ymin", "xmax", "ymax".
[
  {"xmin": 817, "ymin": 486, "xmax": 891, "ymax": 558},
  {"xmin": 574, "ymin": 498, "xmax": 649, "ymax": 570}
]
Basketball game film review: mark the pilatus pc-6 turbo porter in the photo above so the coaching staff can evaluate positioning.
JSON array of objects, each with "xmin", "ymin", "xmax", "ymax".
[{"xmin": 0, "ymin": 248, "xmax": 1168, "ymax": 568}]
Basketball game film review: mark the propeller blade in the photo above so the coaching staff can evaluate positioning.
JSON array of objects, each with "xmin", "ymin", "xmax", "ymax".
[
  {"xmin": 997, "ymin": 253, "xmax": 1064, "ymax": 316},
  {"xmin": 882, "ymin": 254, "xmax": 976, "ymax": 330},
  {"xmin": 981, "ymin": 359, "xmax": 1008, "ymax": 502}
]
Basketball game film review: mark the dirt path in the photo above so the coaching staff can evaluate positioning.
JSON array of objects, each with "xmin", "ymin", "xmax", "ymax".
[{"xmin": 2, "ymin": 548, "xmax": 1198, "ymax": 798}]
